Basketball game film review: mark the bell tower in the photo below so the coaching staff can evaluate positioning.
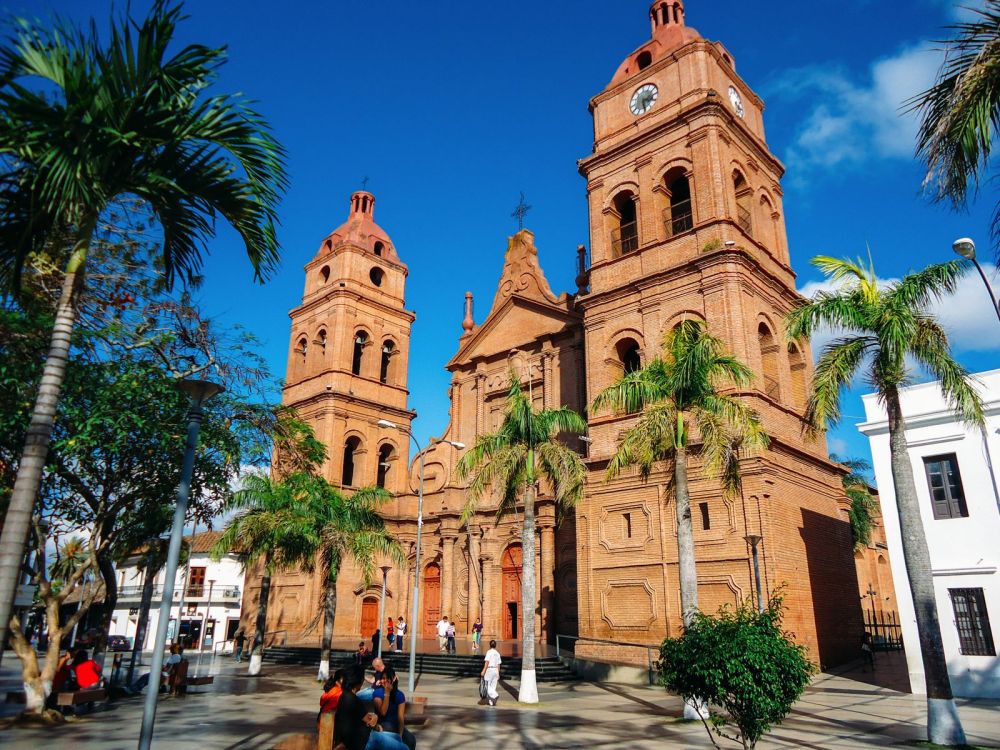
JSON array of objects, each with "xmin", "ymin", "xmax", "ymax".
[
  {"xmin": 283, "ymin": 190, "xmax": 415, "ymax": 494},
  {"xmin": 574, "ymin": 1, "xmax": 862, "ymax": 667}
]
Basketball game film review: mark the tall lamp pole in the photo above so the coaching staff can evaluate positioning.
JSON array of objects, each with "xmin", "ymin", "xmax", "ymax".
[
  {"xmin": 138, "ymin": 379, "xmax": 223, "ymax": 750},
  {"xmin": 953, "ymin": 238, "xmax": 1000, "ymax": 324},
  {"xmin": 377, "ymin": 419, "xmax": 463, "ymax": 694},
  {"xmin": 744, "ymin": 534, "xmax": 764, "ymax": 613},
  {"xmin": 376, "ymin": 566, "xmax": 391, "ymax": 658}
]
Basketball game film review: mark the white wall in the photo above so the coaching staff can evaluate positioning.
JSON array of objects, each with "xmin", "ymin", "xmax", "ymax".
[{"xmin": 858, "ymin": 369, "xmax": 1000, "ymax": 699}]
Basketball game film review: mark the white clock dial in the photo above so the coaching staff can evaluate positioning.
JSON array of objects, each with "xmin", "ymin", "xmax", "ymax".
[
  {"xmin": 629, "ymin": 83, "xmax": 658, "ymax": 116},
  {"xmin": 728, "ymin": 85, "xmax": 745, "ymax": 118}
]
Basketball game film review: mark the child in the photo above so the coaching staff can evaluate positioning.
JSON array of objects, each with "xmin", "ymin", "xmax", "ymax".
[{"xmin": 446, "ymin": 620, "xmax": 456, "ymax": 654}]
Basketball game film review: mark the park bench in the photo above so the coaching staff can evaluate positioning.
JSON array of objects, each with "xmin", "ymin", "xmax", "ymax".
[{"xmin": 56, "ymin": 687, "xmax": 107, "ymax": 708}]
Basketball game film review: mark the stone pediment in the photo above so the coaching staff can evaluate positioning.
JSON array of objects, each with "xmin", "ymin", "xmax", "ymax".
[
  {"xmin": 448, "ymin": 294, "xmax": 579, "ymax": 368},
  {"xmin": 489, "ymin": 229, "xmax": 559, "ymax": 313}
]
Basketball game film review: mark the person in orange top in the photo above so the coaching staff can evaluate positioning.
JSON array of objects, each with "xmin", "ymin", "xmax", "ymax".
[
  {"xmin": 72, "ymin": 649, "xmax": 102, "ymax": 689},
  {"xmin": 386, "ymin": 617, "xmax": 395, "ymax": 652},
  {"xmin": 318, "ymin": 669, "xmax": 346, "ymax": 730}
]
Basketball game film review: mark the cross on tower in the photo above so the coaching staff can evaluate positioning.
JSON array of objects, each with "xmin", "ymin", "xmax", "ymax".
[
  {"xmin": 511, "ymin": 191, "xmax": 531, "ymax": 229},
  {"xmin": 361, "ymin": 176, "xmax": 370, "ymax": 190}
]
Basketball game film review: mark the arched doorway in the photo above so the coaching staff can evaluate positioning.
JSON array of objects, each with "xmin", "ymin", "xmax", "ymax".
[
  {"xmin": 360, "ymin": 596, "xmax": 379, "ymax": 639},
  {"xmin": 502, "ymin": 545, "xmax": 523, "ymax": 640},
  {"xmin": 422, "ymin": 563, "xmax": 441, "ymax": 636}
]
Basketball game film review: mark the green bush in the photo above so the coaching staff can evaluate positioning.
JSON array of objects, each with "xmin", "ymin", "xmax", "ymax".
[{"xmin": 657, "ymin": 597, "xmax": 816, "ymax": 749}]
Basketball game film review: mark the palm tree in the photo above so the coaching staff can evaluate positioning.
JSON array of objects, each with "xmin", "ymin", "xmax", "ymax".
[
  {"xmin": 0, "ymin": 2, "xmax": 287, "ymax": 650},
  {"xmin": 213, "ymin": 473, "xmax": 318, "ymax": 676},
  {"xmin": 786, "ymin": 255, "xmax": 983, "ymax": 746},
  {"xmin": 910, "ymin": 1, "xmax": 1000, "ymax": 257},
  {"xmin": 48, "ymin": 536, "xmax": 88, "ymax": 587},
  {"xmin": 591, "ymin": 320, "xmax": 768, "ymax": 629},
  {"xmin": 456, "ymin": 375, "xmax": 587, "ymax": 704},
  {"xmin": 832, "ymin": 455, "xmax": 880, "ymax": 550},
  {"xmin": 305, "ymin": 483, "xmax": 403, "ymax": 681}
]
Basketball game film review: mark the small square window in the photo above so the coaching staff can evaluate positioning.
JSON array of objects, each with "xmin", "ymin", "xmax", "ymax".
[{"xmin": 622, "ymin": 512, "xmax": 633, "ymax": 539}]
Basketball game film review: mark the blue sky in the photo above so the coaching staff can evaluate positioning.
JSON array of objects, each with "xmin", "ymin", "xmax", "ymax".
[{"xmin": 11, "ymin": 0, "xmax": 1000, "ymax": 470}]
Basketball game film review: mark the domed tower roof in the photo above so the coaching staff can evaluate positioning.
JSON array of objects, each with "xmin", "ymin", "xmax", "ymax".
[
  {"xmin": 606, "ymin": 0, "xmax": 701, "ymax": 89},
  {"xmin": 313, "ymin": 191, "xmax": 404, "ymax": 267}
]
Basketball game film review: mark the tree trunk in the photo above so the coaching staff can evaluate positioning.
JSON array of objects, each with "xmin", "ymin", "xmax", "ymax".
[
  {"xmin": 93, "ymin": 551, "xmax": 118, "ymax": 669},
  {"xmin": 885, "ymin": 390, "xmax": 966, "ymax": 745},
  {"xmin": 127, "ymin": 549, "xmax": 158, "ymax": 685},
  {"xmin": 0, "ymin": 229, "xmax": 92, "ymax": 663},
  {"xmin": 674, "ymin": 444, "xmax": 699, "ymax": 627},
  {"xmin": 318, "ymin": 572, "xmax": 337, "ymax": 682},
  {"xmin": 248, "ymin": 572, "xmax": 271, "ymax": 676},
  {"xmin": 519, "ymin": 483, "xmax": 539, "ymax": 704}
]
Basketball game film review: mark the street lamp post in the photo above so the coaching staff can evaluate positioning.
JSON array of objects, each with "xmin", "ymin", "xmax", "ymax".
[
  {"xmin": 195, "ymin": 579, "xmax": 214, "ymax": 677},
  {"xmin": 138, "ymin": 378, "xmax": 223, "ymax": 750},
  {"xmin": 744, "ymin": 534, "xmax": 764, "ymax": 613},
  {"xmin": 377, "ymin": 566, "xmax": 391, "ymax": 658},
  {"xmin": 376, "ymin": 419, "xmax": 463, "ymax": 694},
  {"xmin": 953, "ymin": 237, "xmax": 1000, "ymax": 324}
]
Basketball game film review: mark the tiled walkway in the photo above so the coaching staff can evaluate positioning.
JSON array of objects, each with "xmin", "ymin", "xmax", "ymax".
[{"xmin": 0, "ymin": 653, "xmax": 997, "ymax": 749}]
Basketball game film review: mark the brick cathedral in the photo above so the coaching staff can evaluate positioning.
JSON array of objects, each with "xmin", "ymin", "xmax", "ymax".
[{"xmin": 241, "ymin": 0, "xmax": 863, "ymax": 667}]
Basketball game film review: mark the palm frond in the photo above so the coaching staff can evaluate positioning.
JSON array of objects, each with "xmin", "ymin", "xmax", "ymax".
[
  {"xmin": 806, "ymin": 336, "xmax": 873, "ymax": 430},
  {"xmin": 911, "ymin": 316, "xmax": 986, "ymax": 429},
  {"xmin": 887, "ymin": 260, "xmax": 968, "ymax": 310}
]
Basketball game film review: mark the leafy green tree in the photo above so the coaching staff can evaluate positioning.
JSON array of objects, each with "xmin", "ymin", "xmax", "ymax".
[
  {"xmin": 0, "ymin": 0, "xmax": 288, "ymax": 652},
  {"xmin": 657, "ymin": 597, "xmax": 816, "ymax": 750},
  {"xmin": 786, "ymin": 255, "xmax": 983, "ymax": 746},
  {"xmin": 591, "ymin": 320, "xmax": 768, "ymax": 629},
  {"xmin": 456, "ymin": 375, "xmax": 586, "ymax": 704},
  {"xmin": 302, "ymin": 483, "xmax": 403, "ymax": 681},
  {"xmin": 213, "ymin": 472, "xmax": 324, "ymax": 676},
  {"xmin": 910, "ymin": 1, "xmax": 1000, "ymax": 257}
]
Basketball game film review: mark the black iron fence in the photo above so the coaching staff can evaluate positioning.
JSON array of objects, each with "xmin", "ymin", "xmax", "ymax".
[{"xmin": 864, "ymin": 610, "xmax": 903, "ymax": 652}]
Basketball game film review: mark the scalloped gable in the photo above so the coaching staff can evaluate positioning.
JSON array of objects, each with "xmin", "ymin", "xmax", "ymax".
[{"xmin": 488, "ymin": 229, "xmax": 559, "ymax": 314}]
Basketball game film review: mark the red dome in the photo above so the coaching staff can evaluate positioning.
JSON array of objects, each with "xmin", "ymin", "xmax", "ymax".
[{"xmin": 314, "ymin": 191, "xmax": 403, "ymax": 266}]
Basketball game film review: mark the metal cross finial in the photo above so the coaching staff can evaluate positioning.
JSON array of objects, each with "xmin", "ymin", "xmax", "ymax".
[
  {"xmin": 361, "ymin": 176, "xmax": 370, "ymax": 190},
  {"xmin": 511, "ymin": 191, "xmax": 531, "ymax": 230}
]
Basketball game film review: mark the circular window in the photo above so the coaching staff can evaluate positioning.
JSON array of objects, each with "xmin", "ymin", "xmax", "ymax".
[{"xmin": 369, "ymin": 267, "xmax": 384, "ymax": 286}]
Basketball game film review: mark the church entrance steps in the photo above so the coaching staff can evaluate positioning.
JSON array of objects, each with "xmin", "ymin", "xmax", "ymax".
[{"xmin": 260, "ymin": 647, "xmax": 580, "ymax": 682}]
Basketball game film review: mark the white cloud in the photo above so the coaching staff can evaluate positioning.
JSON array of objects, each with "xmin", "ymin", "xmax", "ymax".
[
  {"xmin": 941, "ymin": 0, "xmax": 988, "ymax": 21},
  {"xmin": 827, "ymin": 436, "xmax": 851, "ymax": 459},
  {"xmin": 771, "ymin": 45, "xmax": 941, "ymax": 174},
  {"xmin": 796, "ymin": 263, "xmax": 1000, "ymax": 361}
]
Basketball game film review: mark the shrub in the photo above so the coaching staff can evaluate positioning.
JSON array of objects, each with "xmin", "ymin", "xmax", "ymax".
[
  {"xmin": 702, "ymin": 238, "xmax": 724, "ymax": 252},
  {"xmin": 657, "ymin": 597, "xmax": 816, "ymax": 749}
]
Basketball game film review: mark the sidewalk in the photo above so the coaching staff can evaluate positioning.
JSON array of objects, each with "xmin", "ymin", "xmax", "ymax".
[{"xmin": 1, "ymin": 654, "xmax": 997, "ymax": 748}]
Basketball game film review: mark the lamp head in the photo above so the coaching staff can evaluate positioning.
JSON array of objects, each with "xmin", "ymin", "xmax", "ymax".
[
  {"xmin": 178, "ymin": 378, "xmax": 224, "ymax": 406},
  {"xmin": 953, "ymin": 237, "xmax": 977, "ymax": 260},
  {"xmin": 377, "ymin": 419, "xmax": 397, "ymax": 429},
  {"xmin": 743, "ymin": 534, "xmax": 763, "ymax": 547}
]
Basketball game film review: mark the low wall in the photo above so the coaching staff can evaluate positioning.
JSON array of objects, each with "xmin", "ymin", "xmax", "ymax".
[{"xmin": 562, "ymin": 654, "xmax": 657, "ymax": 686}]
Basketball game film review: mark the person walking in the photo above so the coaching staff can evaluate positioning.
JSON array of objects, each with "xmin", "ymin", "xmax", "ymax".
[
  {"xmin": 234, "ymin": 629, "xmax": 246, "ymax": 663},
  {"xmin": 471, "ymin": 617, "xmax": 483, "ymax": 653},
  {"xmin": 446, "ymin": 620, "xmax": 456, "ymax": 654},
  {"xmin": 481, "ymin": 639, "xmax": 502, "ymax": 707},
  {"xmin": 395, "ymin": 616, "xmax": 406, "ymax": 652},
  {"xmin": 386, "ymin": 617, "xmax": 395, "ymax": 652},
  {"xmin": 435, "ymin": 616, "xmax": 449, "ymax": 652}
]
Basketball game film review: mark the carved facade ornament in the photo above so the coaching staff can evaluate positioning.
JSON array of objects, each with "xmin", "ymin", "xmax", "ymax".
[{"xmin": 489, "ymin": 230, "xmax": 559, "ymax": 314}]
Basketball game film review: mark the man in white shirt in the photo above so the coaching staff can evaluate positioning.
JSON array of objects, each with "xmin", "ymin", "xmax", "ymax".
[
  {"xmin": 435, "ymin": 616, "xmax": 449, "ymax": 652},
  {"xmin": 395, "ymin": 615, "xmax": 406, "ymax": 652},
  {"xmin": 480, "ymin": 639, "xmax": 502, "ymax": 706}
]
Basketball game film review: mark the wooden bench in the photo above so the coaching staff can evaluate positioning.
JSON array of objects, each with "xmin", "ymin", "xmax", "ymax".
[
  {"xmin": 56, "ymin": 688, "xmax": 107, "ymax": 708},
  {"xmin": 187, "ymin": 675, "xmax": 214, "ymax": 687},
  {"xmin": 5, "ymin": 691, "xmax": 26, "ymax": 704}
]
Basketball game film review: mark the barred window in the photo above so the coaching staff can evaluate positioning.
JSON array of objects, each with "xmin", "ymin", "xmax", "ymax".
[
  {"xmin": 949, "ymin": 588, "xmax": 995, "ymax": 656},
  {"xmin": 923, "ymin": 454, "xmax": 968, "ymax": 520}
]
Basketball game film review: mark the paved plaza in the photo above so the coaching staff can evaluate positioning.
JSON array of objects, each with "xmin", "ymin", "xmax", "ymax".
[{"xmin": 0, "ymin": 652, "xmax": 998, "ymax": 749}]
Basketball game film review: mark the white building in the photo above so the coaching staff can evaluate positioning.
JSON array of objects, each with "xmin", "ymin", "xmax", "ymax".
[
  {"xmin": 109, "ymin": 530, "xmax": 245, "ymax": 652},
  {"xmin": 858, "ymin": 369, "xmax": 1000, "ymax": 698}
]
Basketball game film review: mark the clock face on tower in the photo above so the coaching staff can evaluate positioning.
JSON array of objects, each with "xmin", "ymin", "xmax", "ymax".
[
  {"xmin": 728, "ymin": 85, "xmax": 745, "ymax": 118},
  {"xmin": 629, "ymin": 83, "xmax": 658, "ymax": 115}
]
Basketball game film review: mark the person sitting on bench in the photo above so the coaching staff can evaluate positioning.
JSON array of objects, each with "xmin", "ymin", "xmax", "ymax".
[
  {"xmin": 129, "ymin": 644, "xmax": 182, "ymax": 694},
  {"xmin": 334, "ymin": 666, "xmax": 407, "ymax": 750},
  {"xmin": 72, "ymin": 649, "xmax": 102, "ymax": 689}
]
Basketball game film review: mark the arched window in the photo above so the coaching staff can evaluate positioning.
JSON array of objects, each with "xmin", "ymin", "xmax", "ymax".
[
  {"xmin": 788, "ymin": 342, "xmax": 807, "ymax": 410},
  {"xmin": 295, "ymin": 336, "xmax": 308, "ymax": 361},
  {"xmin": 757, "ymin": 323, "xmax": 780, "ymax": 400},
  {"xmin": 352, "ymin": 331, "xmax": 369, "ymax": 376},
  {"xmin": 734, "ymin": 171, "xmax": 753, "ymax": 237},
  {"xmin": 616, "ymin": 338, "xmax": 641, "ymax": 375},
  {"xmin": 342, "ymin": 436, "xmax": 361, "ymax": 487},
  {"xmin": 314, "ymin": 329, "xmax": 327, "ymax": 358},
  {"xmin": 380, "ymin": 340, "xmax": 395, "ymax": 384},
  {"xmin": 369, "ymin": 267, "xmax": 384, "ymax": 286},
  {"xmin": 376, "ymin": 444, "xmax": 394, "ymax": 489},
  {"xmin": 662, "ymin": 171, "xmax": 693, "ymax": 237},
  {"xmin": 610, "ymin": 191, "xmax": 638, "ymax": 257},
  {"xmin": 374, "ymin": 241, "xmax": 384, "ymax": 257},
  {"xmin": 637, "ymin": 50, "xmax": 652, "ymax": 70},
  {"xmin": 320, "ymin": 266, "xmax": 330, "ymax": 283}
]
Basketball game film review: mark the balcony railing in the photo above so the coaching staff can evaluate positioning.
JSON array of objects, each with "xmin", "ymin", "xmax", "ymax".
[
  {"xmin": 661, "ymin": 201, "xmax": 693, "ymax": 237},
  {"xmin": 118, "ymin": 584, "xmax": 241, "ymax": 601},
  {"xmin": 610, "ymin": 221, "xmax": 639, "ymax": 256}
]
